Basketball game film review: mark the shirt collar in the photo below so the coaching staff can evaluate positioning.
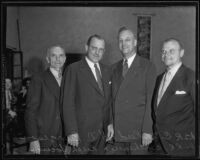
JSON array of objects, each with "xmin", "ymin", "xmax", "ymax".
[
  {"xmin": 167, "ymin": 62, "xmax": 182, "ymax": 76},
  {"xmin": 85, "ymin": 56, "xmax": 100, "ymax": 69},
  {"xmin": 50, "ymin": 67, "xmax": 61, "ymax": 78},
  {"xmin": 123, "ymin": 53, "xmax": 136, "ymax": 68}
]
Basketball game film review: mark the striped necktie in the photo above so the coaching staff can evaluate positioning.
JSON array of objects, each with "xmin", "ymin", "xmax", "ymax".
[
  {"xmin": 122, "ymin": 59, "xmax": 128, "ymax": 77},
  {"xmin": 94, "ymin": 64, "xmax": 103, "ymax": 92}
]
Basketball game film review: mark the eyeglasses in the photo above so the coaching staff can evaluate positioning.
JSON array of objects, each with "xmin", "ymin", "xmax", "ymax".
[{"xmin": 161, "ymin": 49, "xmax": 177, "ymax": 56}]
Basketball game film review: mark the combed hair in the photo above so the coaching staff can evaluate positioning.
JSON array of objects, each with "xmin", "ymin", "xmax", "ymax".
[
  {"xmin": 163, "ymin": 38, "xmax": 183, "ymax": 50},
  {"xmin": 118, "ymin": 26, "xmax": 136, "ymax": 39},
  {"xmin": 87, "ymin": 34, "xmax": 105, "ymax": 46},
  {"xmin": 46, "ymin": 45, "xmax": 65, "ymax": 57}
]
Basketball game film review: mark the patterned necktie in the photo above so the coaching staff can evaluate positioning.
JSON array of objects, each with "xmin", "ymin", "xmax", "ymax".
[
  {"xmin": 94, "ymin": 64, "xmax": 103, "ymax": 92},
  {"xmin": 157, "ymin": 70, "xmax": 171, "ymax": 106},
  {"xmin": 57, "ymin": 70, "xmax": 62, "ymax": 86},
  {"xmin": 122, "ymin": 59, "xmax": 128, "ymax": 77}
]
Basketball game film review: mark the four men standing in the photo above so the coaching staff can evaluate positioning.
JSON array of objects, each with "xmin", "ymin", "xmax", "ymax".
[{"xmin": 24, "ymin": 29, "xmax": 196, "ymax": 156}]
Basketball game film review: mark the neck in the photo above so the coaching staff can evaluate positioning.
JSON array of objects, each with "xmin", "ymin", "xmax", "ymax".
[
  {"xmin": 167, "ymin": 61, "xmax": 182, "ymax": 70},
  {"xmin": 50, "ymin": 67, "xmax": 62, "ymax": 72},
  {"xmin": 124, "ymin": 52, "xmax": 135, "ymax": 59}
]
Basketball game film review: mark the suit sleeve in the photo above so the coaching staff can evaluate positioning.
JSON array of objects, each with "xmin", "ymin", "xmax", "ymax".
[
  {"xmin": 25, "ymin": 75, "xmax": 42, "ymax": 142},
  {"xmin": 142, "ymin": 62, "xmax": 157, "ymax": 135},
  {"xmin": 189, "ymin": 70, "xmax": 195, "ymax": 113},
  {"xmin": 61, "ymin": 65, "xmax": 78, "ymax": 136}
]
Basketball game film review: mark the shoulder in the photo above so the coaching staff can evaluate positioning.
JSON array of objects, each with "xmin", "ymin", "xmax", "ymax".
[
  {"xmin": 65, "ymin": 59, "xmax": 83, "ymax": 72},
  {"xmin": 138, "ymin": 56, "xmax": 154, "ymax": 67},
  {"xmin": 182, "ymin": 65, "xmax": 195, "ymax": 82},
  {"xmin": 31, "ymin": 70, "xmax": 48, "ymax": 81},
  {"xmin": 111, "ymin": 59, "xmax": 122, "ymax": 71},
  {"xmin": 183, "ymin": 65, "xmax": 194, "ymax": 76}
]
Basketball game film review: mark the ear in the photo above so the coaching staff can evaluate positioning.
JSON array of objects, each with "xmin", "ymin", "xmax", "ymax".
[
  {"xmin": 180, "ymin": 49, "xmax": 184, "ymax": 58},
  {"xmin": 46, "ymin": 56, "xmax": 50, "ymax": 63},
  {"xmin": 85, "ymin": 44, "xmax": 88, "ymax": 52},
  {"xmin": 134, "ymin": 39, "xmax": 137, "ymax": 47}
]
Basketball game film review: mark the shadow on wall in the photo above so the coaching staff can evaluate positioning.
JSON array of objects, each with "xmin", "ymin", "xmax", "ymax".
[{"xmin": 25, "ymin": 56, "xmax": 45, "ymax": 76}]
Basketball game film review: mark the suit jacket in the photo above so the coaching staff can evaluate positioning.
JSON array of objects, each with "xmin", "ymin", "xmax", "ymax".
[
  {"xmin": 25, "ymin": 69, "xmax": 62, "ymax": 147},
  {"xmin": 61, "ymin": 58, "xmax": 112, "ymax": 146},
  {"xmin": 112, "ymin": 55, "xmax": 157, "ymax": 142},
  {"xmin": 152, "ymin": 64, "xmax": 195, "ymax": 155}
]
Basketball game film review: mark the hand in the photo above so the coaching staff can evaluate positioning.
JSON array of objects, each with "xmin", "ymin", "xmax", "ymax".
[
  {"xmin": 64, "ymin": 145, "xmax": 71, "ymax": 155},
  {"xmin": 142, "ymin": 133, "xmax": 152, "ymax": 146},
  {"xmin": 67, "ymin": 133, "xmax": 79, "ymax": 147},
  {"xmin": 29, "ymin": 140, "xmax": 40, "ymax": 154},
  {"xmin": 8, "ymin": 110, "xmax": 17, "ymax": 118},
  {"xmin": 106, "ymin": 124, "xmax": 114, "ymax": 142}
]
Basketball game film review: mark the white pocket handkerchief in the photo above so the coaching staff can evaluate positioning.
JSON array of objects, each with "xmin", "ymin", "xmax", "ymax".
[
  {"xmin": 175, "ymin": 90, "xmax": 186, "ymax": 95},
  {"xmin": 109, "ymin": 81, "xmax": 112, "ymax": 85}
]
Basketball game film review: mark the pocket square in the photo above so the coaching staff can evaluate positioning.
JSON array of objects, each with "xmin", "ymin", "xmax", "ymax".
[
  {"xmin": 109, "ymin": 81, "xmax": 112, "ymax": 84},
  {"xmin": 175, "ymin": 90, "xmax": 186, "ymax": 95}
]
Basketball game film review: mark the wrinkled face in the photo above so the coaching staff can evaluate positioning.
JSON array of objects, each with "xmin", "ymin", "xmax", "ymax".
[
  {"xmin": 46, "ymin": 47, "xmax": 66, "ymax": 71},
  {"xmin": 118, "ymin": 30, "xmax": 137, "ymax": 59},
  {"xmin": 86, "ymin": 37, "xmax": 105, "ymax": 63},
  {"xmin": 5, "ymin": 79, "xmax": 12, "ymax": 90},
  {"xmin": 161, "ymin": 41, "xmax": 184, "ymax": 68}
]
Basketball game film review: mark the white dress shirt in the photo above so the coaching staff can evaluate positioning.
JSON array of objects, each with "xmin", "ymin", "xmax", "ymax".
[
  {"xmin": 123, "ymin": 53, "xmax": 136, "ymax": 68},
  {"xmin": 50, "ymin": 67, "xmax": 62, "ymax": 87},
  {"xmin": 85, "ymin": 57, "xmax": 101, "ymax": 82},
  {"xmin": 157, "ymin": 62, "xmax": 182, "ymax": 105}
]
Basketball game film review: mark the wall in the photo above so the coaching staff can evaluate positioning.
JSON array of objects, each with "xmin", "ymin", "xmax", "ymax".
[
  {"xmin": 6, "ymin": 7, "xmax": 20, "ymax": 50},
  {"xmin": 12, "ymin": 6, "xmax": 195, "ymax": 75}
]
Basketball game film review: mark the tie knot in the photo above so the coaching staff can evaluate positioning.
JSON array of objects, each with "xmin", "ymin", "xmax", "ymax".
[
  {"xmin": 94, "ymin": 63, "xmax": 98, "ymax": 68},
  {"xmin": 124, "ymin": 59, "xmax": 128, "ymax": 64},
  {"xmin": 58, "ymin": 71, "xmax": 62, "ymax": 78}
]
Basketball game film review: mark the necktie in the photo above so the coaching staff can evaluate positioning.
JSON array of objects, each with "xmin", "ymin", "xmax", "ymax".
[
  {"xmin": 94, "ymin": 64, "xmax": 103, "ymax": 92},
  {"xmin": 122, "ymin": 59, "xmax": 128, "ymax": 77},
  {"xmin": 57, "ymin": 70, "xmax": 62, "ymax": 86},
  {"xmin": 157, "ymin": 70, "xmax": 171, "ymax": 106}
]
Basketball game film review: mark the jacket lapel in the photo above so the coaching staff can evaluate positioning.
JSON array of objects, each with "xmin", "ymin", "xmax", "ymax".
[
  {"xmin": 154, "ymin": 73, "xmax": 164, "ymax": 111},
  {"xmin": 119, "ymin": 55, "xmax": 142, "ymax": 91},
  {"xmin": 157, "ymin": 64, "xmax": 185, "ymax": 108},
  {"xmin": 113, "ymin": 60, "xmax": 123, "ymax": 98},
  {"xmin": 80, "ymin": 59, "xmax": 104, "ymax": 96},
  {"xmin": 44, "ymin": 69, "xmax": 60, "ymax": 100}
]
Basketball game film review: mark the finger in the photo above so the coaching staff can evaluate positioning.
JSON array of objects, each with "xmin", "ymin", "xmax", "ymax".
[{"xmin": 106, "ymin": 132, "xmax": 111, "ymax": 141}]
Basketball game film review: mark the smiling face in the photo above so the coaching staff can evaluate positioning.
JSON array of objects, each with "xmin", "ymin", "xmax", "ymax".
[
  {"xmin": 118, "ymin": 29, "xmax": 137, "ymax": 59},
  {"xmin": 85, "ymin": 37, "xmax": 105, "ymax": 63},
  {"xmin": 46, "ymin": 46, "xmax": 66, "ymax": 71},
  {"xmin": 161, "ymin": 40, "xmax": 184, "ymax": 68}
]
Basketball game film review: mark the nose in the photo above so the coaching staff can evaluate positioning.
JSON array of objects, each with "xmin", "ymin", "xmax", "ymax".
[{"xmin": 55, "ymin": 56, "xmax": 60, "ymax": 61}]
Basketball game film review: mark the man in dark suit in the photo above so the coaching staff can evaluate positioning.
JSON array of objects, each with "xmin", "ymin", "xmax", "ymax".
[
  {"xmin": 25, "ymin": 45, "xmax": 66, "ymax": 154},
  {"xmin": 106, "ymin": 27, "xmax": 157, "ymax": 155},
  {"xmin": 152, "ymin": 38, "xmax": 195, "ymax": 156},
  {"xmin": 61, "ymin": 35, "xmax": 113, "ymax": 154}
]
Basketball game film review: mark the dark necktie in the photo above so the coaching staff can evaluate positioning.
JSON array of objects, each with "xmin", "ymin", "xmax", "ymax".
[
  {"xmin": 122, "ymin": 59, "xmax": 128, "ymax": 77},
  {"xmin": 94, "ymin": 64, "xmax": 103, "ymax": 92}
]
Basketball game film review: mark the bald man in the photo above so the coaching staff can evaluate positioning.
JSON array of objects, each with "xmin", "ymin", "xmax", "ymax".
[
  {"xmin": 151, "ymin": 38, "xmax": 195, "ymax": 156},
  {"xmin": 25, "ymin": 45, "xmax": 66, "ymax": 155}
]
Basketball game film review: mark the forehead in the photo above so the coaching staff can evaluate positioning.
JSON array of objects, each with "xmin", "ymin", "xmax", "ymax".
[
  {"xmin": 162, "ymin": 41, "xmax": 180, "ymax": 50},
  {"xmin": 90, "ymin": 37, "xmax": 105, "ymax": 47},
  {"xmin": 119, "ymin": 30, "xmax": 134, "ymax": 39},
  {"xmin": 49, "ymin": 47, "xmax": 65, "ymax": 55}
]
